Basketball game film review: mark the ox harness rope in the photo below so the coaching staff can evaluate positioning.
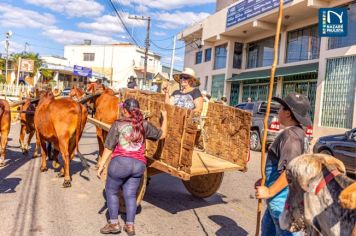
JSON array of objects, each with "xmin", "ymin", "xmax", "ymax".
[
  {"xmin": 315, "ymin": 169, "xmax": 341, "ymax": 194},
  {"xmin": 286, "ymin": 169, "xmax": 342, "ymax": 210}
]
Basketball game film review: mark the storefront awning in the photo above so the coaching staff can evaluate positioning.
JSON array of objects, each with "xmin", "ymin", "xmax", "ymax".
[{"xmin": 227, "ymin": 62, "xmax": 318, "ymax": 82}]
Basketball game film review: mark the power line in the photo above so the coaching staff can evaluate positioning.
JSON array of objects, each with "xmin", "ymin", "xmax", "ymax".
[
  {"xmin": 107, "ymin": 0, "xmax": 141, "ymax": 46},
  {"xmin": 150, "ymin": 35, "xmax": 175, "ymax": 42},
  {"xmin": 150, "ymin": 39, "xmax": 198, "ymax": 51}
]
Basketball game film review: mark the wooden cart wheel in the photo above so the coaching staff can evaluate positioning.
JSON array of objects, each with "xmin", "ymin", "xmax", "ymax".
[
  {"xmin": 119, "ymin": 169, "xmax": 147, "ymax": 213},
  {"xmin": 182, "ymin": 172, "xmax": 224, "ymax": 198}
]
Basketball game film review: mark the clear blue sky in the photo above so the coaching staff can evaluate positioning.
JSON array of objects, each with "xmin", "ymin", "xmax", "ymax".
[{"xmin": 0, "ymin": 0, "xmax": 215, "ymax": 69}]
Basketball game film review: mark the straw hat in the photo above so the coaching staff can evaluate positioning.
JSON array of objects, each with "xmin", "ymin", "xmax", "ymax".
[
  {"xmin": 89, "ymin": 77, "xmax": 97, "ymax": 83},
  {"xmin": 173, "ymin": 68, "xmax": 200, "ymax": 87}
]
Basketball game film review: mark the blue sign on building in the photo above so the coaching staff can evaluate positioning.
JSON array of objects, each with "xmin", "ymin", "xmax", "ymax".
[
  {"xmin": 73, "ymin": 65, "xmax": 92, "ymax": 77},
  {"xmin": 226, "ymin": 0, "xmax": 292, "ymax": 28},
  {"xmin": 319, "ymin": 8, "xmax": 348, "ymax": 37}
]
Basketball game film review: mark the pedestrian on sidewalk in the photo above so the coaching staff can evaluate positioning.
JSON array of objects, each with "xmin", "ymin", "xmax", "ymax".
[
  {"xmin": 220, "ymin": 96, "xmax": 228, "ymax": 106},
  {"xmin": 127, "ymin": 76, "xmax": 138, "ymax": 89},
  {"xmin": 163, "ymin": 68, "xmax": 203, "ymax": 114},
  {"xmin": 255, "ymin": 93, "xmax": 311, "ymax": 236},
  {"xmin": 97, "ymin": 98, "xmax": 167, "ymax": 235}
]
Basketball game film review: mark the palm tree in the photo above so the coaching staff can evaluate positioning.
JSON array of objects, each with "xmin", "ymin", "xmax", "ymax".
[{"xmin": 11, "ymin": 52, "xmax": 42, "ymax": 77}]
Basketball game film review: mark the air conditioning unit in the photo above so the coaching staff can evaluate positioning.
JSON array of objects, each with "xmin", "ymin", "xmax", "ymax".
[{"xmin": 84, "ymin": 40, "xmax": 92, "ymax": 45}]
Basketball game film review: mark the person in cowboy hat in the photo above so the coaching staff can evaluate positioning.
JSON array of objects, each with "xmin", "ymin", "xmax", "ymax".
[
  {"xmin": 127, "ymin": 76, "xmax": 137, "ymax": 89},
  {"xmin": 87, "ymin": 77, "xmax": 104, "ymax": 93},
  {"xmin": 254, "ymin": 93, "xmax": 312, "ymax": 236},
  {"xmin": 163, "ymin": 67, "xmax": 203, "ymax": 113}
]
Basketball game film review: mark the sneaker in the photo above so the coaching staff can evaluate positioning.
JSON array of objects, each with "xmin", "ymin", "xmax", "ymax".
[
  {"xmin": 100, "ymin": 223, "xmax": 121, "ymax": 234},
  {"xmin": 123, "ymin": 224, "xmax": 135, "ymax": 236}
]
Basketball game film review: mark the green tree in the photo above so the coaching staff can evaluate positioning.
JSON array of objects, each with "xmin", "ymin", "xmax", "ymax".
[
  {"xmin": 0, "ymin": 58, "xmax": 5, "ymax": 83},
  {"xmin": 0, "ymin": 58, "xmax": 4, "ymax": 71},
  {"xmin": 11, "ymin": 52, "xmax": 43, "ymax": 77}
]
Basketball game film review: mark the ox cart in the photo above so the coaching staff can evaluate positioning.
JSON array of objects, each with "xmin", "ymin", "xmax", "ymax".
[{"xmin": 88, "ymin": 89, "xmax": 252, "ymax": 208}]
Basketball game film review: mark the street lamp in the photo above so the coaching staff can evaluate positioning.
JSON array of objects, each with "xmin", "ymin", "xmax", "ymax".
[{"xmin": 5, "ymin": 31, "xmax": 12, "ymax": 84}]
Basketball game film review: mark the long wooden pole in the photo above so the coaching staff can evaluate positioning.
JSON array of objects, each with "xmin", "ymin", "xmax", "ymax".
[{"xmin": 255, "ymin": 1, "xmax": 284, "ymax": 235}]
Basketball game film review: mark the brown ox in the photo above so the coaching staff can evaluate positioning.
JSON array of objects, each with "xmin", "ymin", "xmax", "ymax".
[
  {"xmin": 0, "ymin": 99, "xmax": 10, "ymax": 167},
  {"xmin": 339, "ymin": 182, "xmax": 356, "ymax": 210},
  {"xmin": 69, "ymin": 86, "xmax": 118, "ymax": 167},
  {"xmin": 69, "ymin": 86, "xmax": 86, "ymax": 101},
  {"xmin": 93, "ymin": 88, "xmax": 119, "ymax": 167},
  {"xmin": 18, "ymin": 99, "xmax": 36, "ymax": 154},
  {"xmin": 279, "ymin": 153, "xmax": 356, "ymax": 236},
  {"xmin": 34, "ymin": 91, "xmax": 88, "ymax": 187}
]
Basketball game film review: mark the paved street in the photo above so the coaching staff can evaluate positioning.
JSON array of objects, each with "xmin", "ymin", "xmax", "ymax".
[{"xmin": 1, "ymin": 122, "xmax": 263, "ymax": 236}]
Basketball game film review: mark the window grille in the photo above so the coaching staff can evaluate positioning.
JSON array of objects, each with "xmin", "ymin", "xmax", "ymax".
[{"xmin": 321, "ymin": 56, "xmax": 356, "ymax": 128}]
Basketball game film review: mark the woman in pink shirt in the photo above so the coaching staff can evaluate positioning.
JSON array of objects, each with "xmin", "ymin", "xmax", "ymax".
[{"xmin": 97, "ymin": 98, "xmax": 167, "ymax": 235}]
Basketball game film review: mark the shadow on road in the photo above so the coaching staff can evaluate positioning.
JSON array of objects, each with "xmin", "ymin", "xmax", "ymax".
[
  {"xmin": 0, "ymin": 147, "xmax": 32, "ymax": 181},
  {"xmin": 0, "ymin": 177, "xmax": 21, "ymax": 193},
  {"xmin": 143, "ymin": 174, "xmax": 227, "ymax": 214},
  {"xmin": 209, "ymin": 215, "xmax": 248, "ymax": 236}
]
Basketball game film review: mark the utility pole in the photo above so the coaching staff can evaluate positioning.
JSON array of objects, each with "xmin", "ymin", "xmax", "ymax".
[
  {"xmin": 128, "ymin": 15, "xmax": 151, "ymax": 87},
  {"xmin": 5, "ymin": 31, "xmax": 12, "ymax": 83},
  {"xmin": 24, "ymin": 42, "xmax": 29, "ymax": 53},
  {"xmin": 16, "ymin": 57, "xmax": 21, "ymax": 86},
  {"xmin": 169, "ymin": 36, "xmax": 176, "ymax": 80}
]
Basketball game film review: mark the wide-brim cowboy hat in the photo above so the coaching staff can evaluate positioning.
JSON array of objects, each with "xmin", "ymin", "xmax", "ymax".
[
  {"xmin": 272, "ymin": 93, "xmax": 312, "ymax": 126},
  {"xmin": 89, "ymin": 77, "xmax": 97, "ymax": 83},
  {"xmin": 173, "ymin": 68, "xmax": 200, "ymax": 87}
]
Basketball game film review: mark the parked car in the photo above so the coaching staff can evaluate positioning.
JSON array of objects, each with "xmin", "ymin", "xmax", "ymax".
[
  {"xmin": 235, "ymin": 101, "xmax": 313, "ymax": 151},
  {"xmin": 313, "ymin": 128, "xmax": 356, "ymax": 175},
  {"xmin": 61, "ymin": 88, "xmax": 71, "ymax": 97}
]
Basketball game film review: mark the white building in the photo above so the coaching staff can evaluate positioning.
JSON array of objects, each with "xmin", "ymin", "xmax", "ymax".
[
  {"xmin": 41, "ymin": 56, "xmax": 105, "ymax": 88},
  {"xmin": 64, "ymin": 42, "xmax": 162, "ymax": 89},
  {"xmin": 179, "ymin": 0, "xmax": 356, "ymax": 138}
]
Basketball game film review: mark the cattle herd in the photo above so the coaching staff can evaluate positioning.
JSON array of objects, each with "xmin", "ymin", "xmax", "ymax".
[
  {"xmin": 0, "ymin": 85, "xmax": 117, "ymax": 187},
  {"xmin": 0, "ymin": 86, "xmax": 355, "ymax": 235}
]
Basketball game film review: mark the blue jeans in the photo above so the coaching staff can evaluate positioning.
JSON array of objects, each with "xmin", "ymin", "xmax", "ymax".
[
  {"xmin": 261, "ymin": 207, "xmax": 300, "ymax": 236},
  {"xmin": 105, "ymin": 157, "xmax": 145, "ymax": 224}
]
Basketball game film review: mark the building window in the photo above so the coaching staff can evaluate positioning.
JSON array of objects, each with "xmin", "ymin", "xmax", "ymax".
[
  {"xmin": 247, "ymin": 37, "xmax": 275, "ymax": 69},
  {"xmin": 195, "ymin": 51, "xmax": 202, "ymax": 64},
  {"xmin": 233, "ymin": 42, "xmax": 243, "ymax": 69},
  {"xmin": 211, "ymin": 74, "xmax": 225, "ymax": 99},
  {"xmin": 329, "ymin": 3, "xmax": 356, "ymax": 49},
  {"xmin": 205, "ymin": 48, "xmax": 212, "ymax": 62},
  {"xmin": 286, "ymin": 25, "xmax": 320, "ymax": 63},
  {"xmin": 321, "ymin": 56, "xmax": 356, "ymax": 129},
  {"xmin": 214, "ymin": 44, "xmax": 227, "ymax": 70},
  {"xmin": 204, "ymin": 76, "xmax": 209, "ymax": 91},
  {"xmin": 83, "ymin": 53, "xmax": 95, "ymax": 61}
]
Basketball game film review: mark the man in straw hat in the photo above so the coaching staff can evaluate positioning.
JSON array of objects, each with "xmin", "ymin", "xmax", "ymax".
[
  {"xmin": 255, "ymin": 93, "xmax": 312, "ymax": 236},
  {"xmin": 87, "ymin": 77, "xmax": 104, "ymax": 94},
  {"xmin": 163, "ymin": 68, "xmax": 203, "ymax": 113}
]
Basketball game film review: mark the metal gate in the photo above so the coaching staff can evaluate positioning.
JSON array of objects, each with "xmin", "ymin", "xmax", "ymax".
[
  {"xmin": 230, "ymin": 83, "xmax": 240, "ymax": 106},
  {"xmin": 242, "ymin": 81, "xmax": 276, "ymax": 102},
  {"xmin": 321, "ymin": 56, "xmax": 356, "ymax": 129}
]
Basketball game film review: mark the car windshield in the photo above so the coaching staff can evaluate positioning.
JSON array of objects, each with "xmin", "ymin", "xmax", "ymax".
[{"xmin": 258, "ymin": 102, "xmax": 280, "ymax": 114}]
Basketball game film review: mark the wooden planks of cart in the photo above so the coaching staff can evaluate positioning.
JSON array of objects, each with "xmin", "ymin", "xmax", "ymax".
[{"xmin": 88, "ymin": 89, "xmax": 252, "ymax": 206}]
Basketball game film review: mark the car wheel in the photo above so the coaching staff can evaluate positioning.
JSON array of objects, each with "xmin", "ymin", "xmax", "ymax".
[
  {"xmin": 250, "ymin": 130, "xmax": 261, "ymax": 151},
  {"xmin": 320, "ymin": 149, "xmax": 332, "ymax": 156}
]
